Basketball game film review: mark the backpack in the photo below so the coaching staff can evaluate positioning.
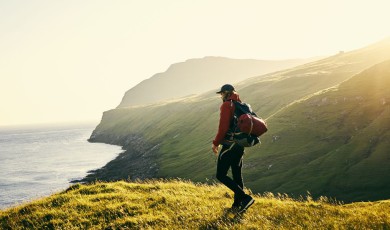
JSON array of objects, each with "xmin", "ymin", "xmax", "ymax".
[
  {"xmin": 234, "ymin": 102, "xmax": 268, "ymax": 137},
  {"xmin": 228, "ymin": 101, "xmax": 268, "ymax": 147}
]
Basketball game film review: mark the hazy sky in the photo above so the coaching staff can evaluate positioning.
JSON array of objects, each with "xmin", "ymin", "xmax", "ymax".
[{"xmin": 1, "ymin": 0, "xmax": 389, "ymax": 126}]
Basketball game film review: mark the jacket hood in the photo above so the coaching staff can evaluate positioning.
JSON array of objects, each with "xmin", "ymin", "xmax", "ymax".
[{"xmin": 224, "ymin": 92, "xmax": 241, "ymax": 102}]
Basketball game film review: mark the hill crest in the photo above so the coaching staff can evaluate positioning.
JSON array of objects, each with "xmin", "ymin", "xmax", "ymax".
[{"xmin": 1, "ymin": 180, "xmax": 390, "ymax": 229}]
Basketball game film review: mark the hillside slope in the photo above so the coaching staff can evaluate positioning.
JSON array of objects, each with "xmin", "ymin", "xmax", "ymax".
[
  {"xmin": 245, "ymin": 59, "xmax": 390, "ymax": 202},
  {"xmin": 117, "ymin": 56, "xmax": 319, "ymax": 107},
  {"xmin": 1, "ymin": 180, "xmax": 390, "ymax": 229},
  {"xmin": 88, "ymin": 38, "xmax": 390, "ymax": 202}
]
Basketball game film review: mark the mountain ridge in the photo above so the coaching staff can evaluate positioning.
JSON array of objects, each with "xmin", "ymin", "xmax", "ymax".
[{"xmin": 117, "ymin": 56, "xmax": 321, "ymax": 108}]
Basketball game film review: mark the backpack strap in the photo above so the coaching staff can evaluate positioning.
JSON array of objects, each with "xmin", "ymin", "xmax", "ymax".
[
  {"xmin": 248, "ymin": 115, "xmax": 254, "ymax": 134},
  {"xmin": 219, "ymin": 143, "xmax": 236, "ymax": 160},
  {"xmin": 224, "ymin": 99, "xmax": 239, "ymax": 139}
]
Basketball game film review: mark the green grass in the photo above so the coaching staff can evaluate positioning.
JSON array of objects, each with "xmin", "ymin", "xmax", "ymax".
[{"xmin": 1, "ymin": 180, "xmax": 390, "ymax": 229}]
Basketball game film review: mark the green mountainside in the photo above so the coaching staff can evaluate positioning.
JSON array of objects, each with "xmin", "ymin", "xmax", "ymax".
[
  {"xmin": 1, "ymin": 180, "xmax": 390, "ymax": 229},
  {"xmin": 246, "ymin": 59, "xmax": 390, "ymax": 202},
  {"xmin": 87, "ymin": 38, "xmax": 390, "ymax": 202}
]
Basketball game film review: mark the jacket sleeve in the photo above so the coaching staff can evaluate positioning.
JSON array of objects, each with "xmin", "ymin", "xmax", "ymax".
[{"xmin": 213, "ymin": 102, "xmax": 233, "ymax": 146}]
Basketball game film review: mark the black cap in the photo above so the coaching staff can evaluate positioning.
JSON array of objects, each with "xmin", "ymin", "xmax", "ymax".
[{"xmin": 216, "ymin": 84, "xmax": 235, "ymax": 94}]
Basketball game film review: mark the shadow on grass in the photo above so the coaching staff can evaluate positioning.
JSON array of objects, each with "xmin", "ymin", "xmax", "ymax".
[{"xmin": 199, "ymin": 208, "xmax": 245, "ymax": 229}]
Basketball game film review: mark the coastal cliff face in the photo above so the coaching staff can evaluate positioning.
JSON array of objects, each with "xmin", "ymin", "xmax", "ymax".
[{"xmin": 88, "ymin": 38, "xmax": 390, "ymax": 202}]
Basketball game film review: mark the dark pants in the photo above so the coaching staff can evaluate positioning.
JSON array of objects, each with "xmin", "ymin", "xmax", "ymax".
[{"xmin": 216, "ymin": 143, "xmax": 246, "ymax": 200}]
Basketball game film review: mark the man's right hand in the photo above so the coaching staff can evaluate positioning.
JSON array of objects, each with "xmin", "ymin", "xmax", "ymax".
[{"xmin": 212, "ymin": 144, "xmax": 219, "ymax": 155}]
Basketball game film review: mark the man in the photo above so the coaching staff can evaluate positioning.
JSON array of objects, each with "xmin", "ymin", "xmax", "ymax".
[{"xmin": 212, "ymin": 84, "xmax": 255, "ymax": 213}]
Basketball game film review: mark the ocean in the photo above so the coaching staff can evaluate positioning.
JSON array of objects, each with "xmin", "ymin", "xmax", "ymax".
[{"xmin": 0, "ymin": 123, "xmax": 122, "ymax": 209}]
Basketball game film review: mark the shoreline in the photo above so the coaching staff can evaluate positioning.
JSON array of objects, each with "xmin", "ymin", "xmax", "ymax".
[
  {"xmin": 0, "ymin": 125, "xmax": 122, "ymax": 209},
  {"xmin": 76, "ymin": 134, "xmax": 160, "ymax": 183}
]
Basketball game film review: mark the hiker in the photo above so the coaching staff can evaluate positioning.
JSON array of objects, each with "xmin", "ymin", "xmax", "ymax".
[{"xmin": 212, "ymin": 84, "xmax": 255, "ymax": 213}]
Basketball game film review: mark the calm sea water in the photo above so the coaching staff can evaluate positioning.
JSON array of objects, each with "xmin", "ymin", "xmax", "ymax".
[{"xmin": 0, "ymin": 124, "xmax": 122, "ymax": 209}]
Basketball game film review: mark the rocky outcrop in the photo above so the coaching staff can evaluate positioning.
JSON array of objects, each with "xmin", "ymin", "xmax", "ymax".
[{"xmin": 77, "ymin": 134, "xmax": 160, "ymax": 183}]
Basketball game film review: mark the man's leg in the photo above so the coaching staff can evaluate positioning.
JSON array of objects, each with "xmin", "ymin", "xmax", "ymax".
[
  {"xmin": 230, "ymin": 145, "xmax": 245, "ymax": 207},
  {"xmin": 229, "ymin": 144, "xmax": 254, "ymax": 214},
  {"xmin": 216, "ymin": 144, "xmax": 246, "ymax": 200},
  {"xmin": 231, "ymin": 145, "xmax": 244, "ymax": 190}
]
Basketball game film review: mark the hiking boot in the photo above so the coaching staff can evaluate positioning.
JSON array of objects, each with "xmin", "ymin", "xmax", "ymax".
[
  {"xmin": 238, "ymin": 195, "xmax": 254, "ymax": 214},
  {"xmin": 231, "ymin": 198, "xmax": 241, "ymax": 211}
]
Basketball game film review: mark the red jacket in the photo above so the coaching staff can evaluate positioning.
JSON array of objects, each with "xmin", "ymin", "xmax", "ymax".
[{"xmin": 213, "ymin": 93, "xmax": 241, "ymax": 146}]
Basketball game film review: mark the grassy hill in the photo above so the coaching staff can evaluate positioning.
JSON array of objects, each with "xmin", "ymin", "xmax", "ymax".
[
  {"xmin": 1, "ymin": 180, "xmax": 390, "ymax": 229},
  {"xmin": 245, "ymin": 59, "xmax": 390, "ymax": 202},
  {"xmin": 87, "ymin": 38, "xmax": 390, "ymax": 202}
]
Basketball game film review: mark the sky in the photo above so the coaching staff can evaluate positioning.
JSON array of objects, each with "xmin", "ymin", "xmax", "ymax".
[{"xmin": 0, "ymin": 0, "xmax": 389, "ymax": 126}]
